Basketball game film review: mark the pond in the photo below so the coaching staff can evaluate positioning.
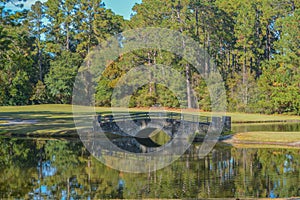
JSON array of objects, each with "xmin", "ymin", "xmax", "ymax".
[
  {"xmin": 232, "ymin": 122, "xmax": 300, "ymax": 133},
  {"xmin": 1, "ymin": 135, "xmax": 300, "ymax": 199}
]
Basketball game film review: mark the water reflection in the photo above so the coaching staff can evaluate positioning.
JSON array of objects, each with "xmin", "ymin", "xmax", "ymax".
[
  {"xmin": 0, "ymin": 137, "xmax": 299, "ymax": 199},
  {"xmin": 232, "ymin": 122, "xmax": 300, "ymax": 133}
]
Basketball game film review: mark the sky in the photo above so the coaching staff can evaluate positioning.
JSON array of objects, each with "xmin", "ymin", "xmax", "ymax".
[
  {"xmin": 6, "ymin": 0, "xmax": 142, "ymax": 20},
  {"xmin": 104, "ymin": 0, "xmax": 142, "ymax": 19}
]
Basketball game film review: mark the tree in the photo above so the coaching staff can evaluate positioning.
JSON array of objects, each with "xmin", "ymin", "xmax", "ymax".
[
  {"xmin": 26, "ymin": 1, "xmax": 47, "ymax": 81},
  {"xmin": 45, "ymin": 51, "xmax": 81, "ymax": 103},
  {"xmin": 0, "ymin": 21, "xmax": 34, "ymax": 105},
  {"xmin": 258, "ymin": 7, "xmax": 300, "ymax": 114},
  {"xmin": 75, "ymin": 0, "xmax": 123, "ymax": 58},
  {"xmin": 44, "ymin": 0, "xmax": 79, "ymax": 54}
]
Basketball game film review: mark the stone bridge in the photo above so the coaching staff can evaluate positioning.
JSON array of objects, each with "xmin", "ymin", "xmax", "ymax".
[{"xmin": 93, "ymin": 112, "xmax": 231, "ymax": 138}]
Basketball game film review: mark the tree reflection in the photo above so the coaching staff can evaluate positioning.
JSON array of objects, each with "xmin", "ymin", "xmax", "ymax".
[{"xmin": 0, "ymin": 137, "xmax": 299, "ymax": 199}]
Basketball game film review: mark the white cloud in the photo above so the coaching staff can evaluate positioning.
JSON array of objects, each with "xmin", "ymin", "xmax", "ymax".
[{"xmin": 5, "ymin": 0, "xmax": 47, "ymax": 11}]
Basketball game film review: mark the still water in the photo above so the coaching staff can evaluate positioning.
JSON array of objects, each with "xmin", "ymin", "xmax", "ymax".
[
  {"xmin": 232, "ymin": 122, "xmax": 300, "ymax": 133},
  {"xmin": 0, "ymin": 136, "xmax": 299, "ymax": 199}
]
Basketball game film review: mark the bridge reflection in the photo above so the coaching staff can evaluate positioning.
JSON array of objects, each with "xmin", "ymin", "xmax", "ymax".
[{"xmin": 81, "ymin": 112, "xmax": 231, "ymax": 172}]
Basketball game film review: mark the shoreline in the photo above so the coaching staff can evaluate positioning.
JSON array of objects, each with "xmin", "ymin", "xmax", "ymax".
[
  {"xmin": 1, "ymin": 105, "xmax": 300, "ymax": 146},
  {"xmin": 1, "ymin": 130, "xmax": 300, "ymax": 150},
  {"xmin": 220, "ymin": 132, "xmax": 300, "ymax": 149}
]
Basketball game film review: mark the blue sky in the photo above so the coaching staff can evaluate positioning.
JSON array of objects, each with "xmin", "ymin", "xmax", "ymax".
[
  {"xmin": 104, "ymin": 0, "xmax": 142, "ymax": 19},
  {"xmin": 6, "ymin": 0, "xmax": 142, "ymax": 20}
]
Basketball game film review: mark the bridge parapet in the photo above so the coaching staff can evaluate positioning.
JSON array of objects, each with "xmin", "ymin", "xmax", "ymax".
[{"xmin": 93, "ymin": 112, "xmax": 231, "ymax": 137}]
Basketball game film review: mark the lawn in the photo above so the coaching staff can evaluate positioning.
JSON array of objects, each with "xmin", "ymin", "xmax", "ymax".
[
  {"xmin": 0, "ymin": 104, "xmax": 77, "ymax": 137},
  {"xmin": 224, "ymin": 112, "xmax": 300, "ymax": 123},
  {"xmin": 234, "ymin": 131, "xmax": 300, "ymax": 143},
  {"xmin": 224, "ymin": 131, "xmax": 300, "ymax": 149},
  {"xmin": 0, "ymin": 104, "xmax": 300, "ymax": 137}
]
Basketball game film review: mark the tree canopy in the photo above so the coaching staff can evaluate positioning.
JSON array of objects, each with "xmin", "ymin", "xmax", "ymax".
[{"xmin": 0, "ymin": 0, "xmax": 299, "ymax": 115}]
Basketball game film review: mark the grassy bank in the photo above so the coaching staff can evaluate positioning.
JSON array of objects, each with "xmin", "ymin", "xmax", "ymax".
[
  {"xmin": 1, "ymin": 104, "xmax": 300, "ymax": 137},
  {"xmin": 0, "ymin": 105, "xmax": 76, "ymax": 137},
  {"xmin": 223, "ymin": 131, "xmax": 300, "ymax": 149}
]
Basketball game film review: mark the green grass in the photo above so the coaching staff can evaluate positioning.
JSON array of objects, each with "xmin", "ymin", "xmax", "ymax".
[
  {"xmin": 150, "ymin": 130, "xmax": 171, "ymax": 146},
  {"xmin": 0, "ymin": 105, "xmax": 76, "ymax": 137},
  {"xmin": 230, "ymin": 143, "xmax": 300, "ymax": 149},
  {"xmin": 234, "ymin": 131, "xmax": 300, "ymax": 143},
  {"xmin": 1, "ymin": 104, "xmax": 300, "ymax": 137},
  {"xmin": 225, "ymin": 112, "xmax": 300, "ymax": 123},
  {"xmin": 191, "ymin": 111, "xmax": 300, "ymax": 123},
  {"xmin": 124, "ymin": 108, "xmax": 300, "ymax": 123},
  {"xmin": 222, "ymin": 131, "xmax": 300, "ymax": 149}
]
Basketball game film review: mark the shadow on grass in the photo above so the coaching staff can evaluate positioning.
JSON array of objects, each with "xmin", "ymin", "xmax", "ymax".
[
  {"xmin": 0, "ymin": 111, "xmax": 80, "ymax": 137},
  {"xmin": 0, "ymin": 111, "xmax": 74, "ymax": 120}
]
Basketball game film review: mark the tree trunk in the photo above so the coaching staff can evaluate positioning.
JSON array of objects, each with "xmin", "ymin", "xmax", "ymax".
[
  {"xmin": 37, "ymin": 43, "xmax": 43, "ymax": 81},
  {"xmin": 176, "ymin": 6, "xmax": 192, "ymax": 108},
  {"xmin": 266, "ymin": 24, "xmax": 271, "ymax": 60},
  {"xmin": 186, "ymin": 63, "xmax": 192, "ymax": 108},
  {"xmin": 148, "ymin": 51, "xmax": 157, "ymax": 96},
  {"xmin": 243, "ymin": 46, "xmax": 248, "ymax": 106},
  {"xmin": 66, "ymin": 12, "xmax": 70, "ymax": 51},
  {"xmin": 67, "ymin": 177, "xmax": 70, "ymax": 200}
]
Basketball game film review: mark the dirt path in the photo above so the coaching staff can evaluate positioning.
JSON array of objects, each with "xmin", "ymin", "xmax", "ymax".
[{"xmin": 0, "ymin": 119, "xmax": 38, "ymax": 126}]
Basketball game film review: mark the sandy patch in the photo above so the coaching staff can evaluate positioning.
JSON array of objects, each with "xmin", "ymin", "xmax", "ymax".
[{"xmin": 0, "ymin": 119, "xmax": 38, "ymax": 126}]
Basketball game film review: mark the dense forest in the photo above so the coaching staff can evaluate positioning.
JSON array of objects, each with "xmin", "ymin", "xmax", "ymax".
[{"xmin": 0, "ymin": 0, "xmax": 299, "ymax": 115}]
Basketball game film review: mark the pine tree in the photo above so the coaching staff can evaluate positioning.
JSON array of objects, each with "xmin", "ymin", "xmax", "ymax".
[{"xmin": 27, "ymin": 1, "xmax": 46, "ymax": 81}]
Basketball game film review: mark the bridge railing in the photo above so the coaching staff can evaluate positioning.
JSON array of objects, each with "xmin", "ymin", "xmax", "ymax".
[
  {"xmin": 96, "ymin": 112, "xmax": 211, "ymax": 124},
  {"xmin": 94, "ymin": 112, "xmax": 231, "ymax": 132}
]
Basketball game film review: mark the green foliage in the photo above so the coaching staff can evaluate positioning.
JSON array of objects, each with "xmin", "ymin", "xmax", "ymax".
[
  {"xmin": 95, "ymin": 77, "xmax": 113, "ymax": 106},
  {"xmin": 257, "ymin": 7, "xmax": 300, "ymax": 115},
  {"xmin": 192, "ymin": 73, "xmax": 211, "ymax": 111},
  {"xmin": 1, "ymin": 138, "xmax": 300, "ymax": 198},
  {"xmin": 0, "ymin": 24, "xmax": 34, "ymax": 105},
  {"xmin": 30, "ymin": 80, "xmax": 48, "ymax": 104},
  {"xmin": 0, "ymin": 0, "xmax": 298, "ymax": 116},
  {"xmin": 26, "ymin": 1, "xmax": 48, "ymax": 81},
  {"xmin": 75, "ymin": 0, "xmax": 123, "ymax": 57},
  {"xmin": 45, "ymin": 52, "xmax": 82, "ymax": 104}
]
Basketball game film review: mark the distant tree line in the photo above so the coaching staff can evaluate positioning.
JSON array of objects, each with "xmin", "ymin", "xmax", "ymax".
[{"xmin": 0, "ymin": 0, "xmax": 299, "ymax": 115}]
